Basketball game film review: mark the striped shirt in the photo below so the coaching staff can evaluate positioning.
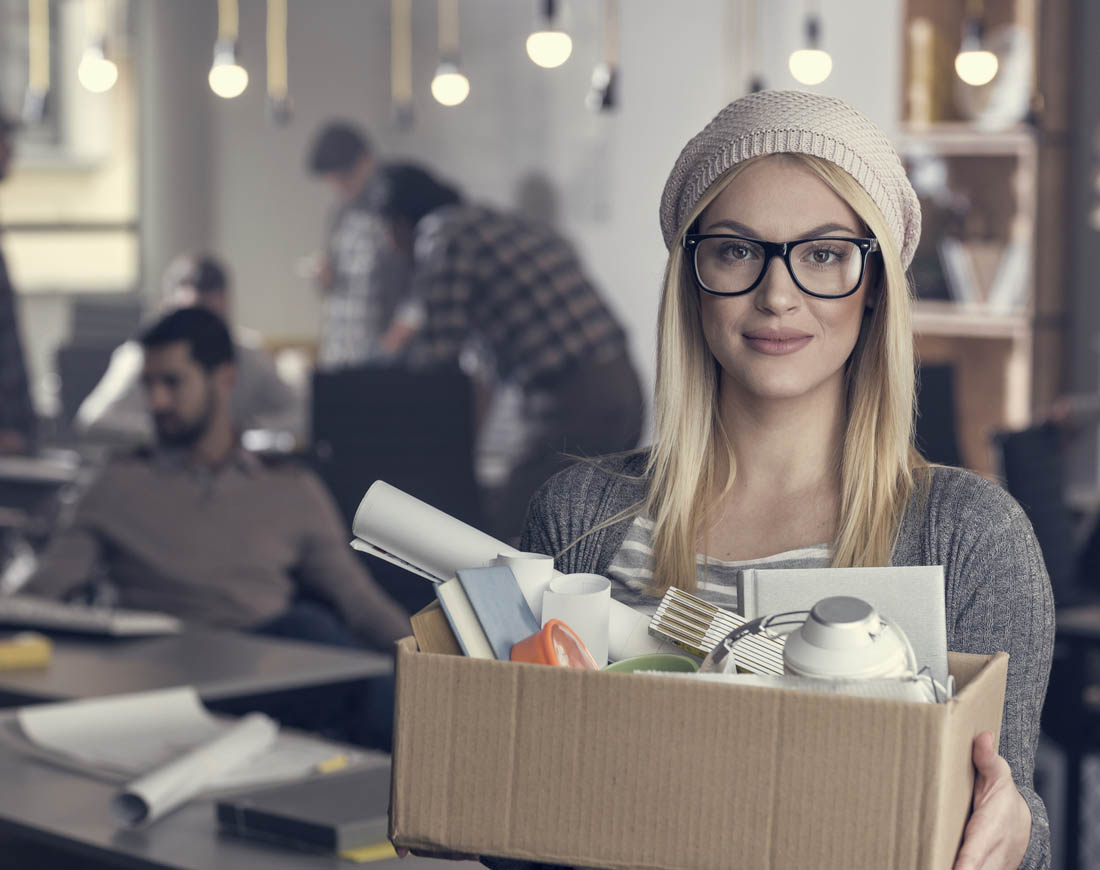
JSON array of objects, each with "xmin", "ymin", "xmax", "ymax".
[
  {"xmin": 403, "ymin": 205, "xmax": 628, "ymax": 389},
  {"xmin": 607, "ymin": 513, "xmax": 832, "ymax": 619}
]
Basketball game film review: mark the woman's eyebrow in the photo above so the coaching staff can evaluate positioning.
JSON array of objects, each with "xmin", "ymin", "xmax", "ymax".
[{"xmin": 700, "ymin": 218, "xmax": 862, "ymax": 237}]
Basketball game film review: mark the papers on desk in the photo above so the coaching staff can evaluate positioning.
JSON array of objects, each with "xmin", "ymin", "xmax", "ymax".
[{"xmin": 9, "ymin": 687, "xmax": 371, "ymax": 826}]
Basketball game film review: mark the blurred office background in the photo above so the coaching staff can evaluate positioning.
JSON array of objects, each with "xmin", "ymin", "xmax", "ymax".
[{"xmin": 1, "ymin": 0, "xmax": 1100, "ymax": 866}]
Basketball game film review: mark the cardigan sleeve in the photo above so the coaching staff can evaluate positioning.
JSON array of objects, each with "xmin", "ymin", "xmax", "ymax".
[{"xmin": 931, "ymin": 471, "xmax": 1055, "ymax": 870}]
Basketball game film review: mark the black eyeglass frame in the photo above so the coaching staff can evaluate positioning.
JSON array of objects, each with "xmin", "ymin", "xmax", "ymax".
[{"xmin": 682, "ymin": 233, "xmax": 880, "ymax": 300}]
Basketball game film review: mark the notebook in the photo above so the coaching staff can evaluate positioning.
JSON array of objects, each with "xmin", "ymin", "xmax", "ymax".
[
  {"xmin": 216, "ymin": 764, "xmax": 391, "ymax": 853},
  {"xmin": 435, "ymin": 578, "xmax": 494, "ymax": 659},
  {"xmin": 456, "ymin": 565, "xmax": 540, "ymax": 660},
  {"xmin": 738, "ymin": 566, "xmax": 949, "ymax": 686}
]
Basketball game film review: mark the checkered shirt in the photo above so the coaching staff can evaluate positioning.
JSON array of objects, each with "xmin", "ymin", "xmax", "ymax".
[{"xmin": 404, "ymin": 205, "xmax": 627, "ymax": 388}]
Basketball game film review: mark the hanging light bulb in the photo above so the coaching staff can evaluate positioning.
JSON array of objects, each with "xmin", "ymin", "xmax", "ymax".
[
  {"xmin": 209, "ymin": 0, "xmax": 248, "ymax": 99},
  {"xmin": 23, "ymin": 0, "xmax": 50, "ymax": 123},
  {"xmin": 788, "ymin": 13, "xmax": 832, "ymax": 86},
  {"xmin": 526, "ymin": 0, "xmax": 572, "ymax": 69},
  {"xmin": 265, "ymin": 0, "xmax": 291, "ymax": 123},
  {"xmin": 78, "ymin": 42, "xmax": 118, "ymax": 93},
  {"xmin": 586, "ymin": 0, "xmax": 618, "ymax": 112},
  {"xmin": 432, "ymin": 0, "xmax": 469, "ymax": 107},
  {"xmin": 78, "ymin": 2, "xmax": 118, "ymax": 94},
  {"xmin": 954, "ymin": 14, "xmax": 998, "ymax": 86},
  {"xmin": 391, "ymin": 0, "xmax": 414, "ymax": 127},
  {"xmin": 431, "ymin": 62, "xmax": 470, "ymax": 107}
]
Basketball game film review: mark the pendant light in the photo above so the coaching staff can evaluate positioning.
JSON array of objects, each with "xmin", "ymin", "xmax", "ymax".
[
  {"xmin": 391, "ymin": 0, "xmax": 414, "ymax": 127},
  {"xmin": 585, "ymin": 0, "xmax": 618, "ymax": 112},
  {"xmin": 788, "ymin": 1, "xmax": 832, "ymax": 86},
  {"xmin": 209, "ymin": 0, "xmax": 249, "ymax": 100},
  {"xmin": 266, "ymin": 0, "xmax": 291, "ymax": 123},
  {"xmin": 23, "ymin": 0, "xmax": 50, "ymax": 123},
  {"xmin": 78, "ymin": 0, "xmax": 118, "ymax": 94},
  {"xmin": 954, "ymin": 0, "xmax": 998, "ymax": 87},
  {"xmin": 526, "ymin": 0, "xmax": 572, "ymax": 70},
  {"xmin": 431, "ymin": 0, "xmax": 469, "ymax": 107}
]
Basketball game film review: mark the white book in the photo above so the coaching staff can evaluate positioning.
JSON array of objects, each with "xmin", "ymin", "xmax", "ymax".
[
  {"xmin": 737, "ymin": 565, "xmax": 949, "ymax": 687},
  {"xmin": 434, "ymin": 578, "xmax": 495, "ymax": 660}
]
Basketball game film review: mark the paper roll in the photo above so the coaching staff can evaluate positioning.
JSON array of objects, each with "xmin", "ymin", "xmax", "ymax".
[
  {"xmin": 493, "ymin": 552, "xmax": 555, "ymax": 620},
  {"xmin": 352, "ymin": 481, "xmax": 523, "ymax": 581},
  {"xmin": 351, "ymin": 480, "xmax": 670, "ymax": 661},
  {"xmin": 541, "ymin": 574, "xmax": 611, "ymax": 668},
  {"xmin": 111, "ymin": 712, "xmax": 278, "ymax": 826}
]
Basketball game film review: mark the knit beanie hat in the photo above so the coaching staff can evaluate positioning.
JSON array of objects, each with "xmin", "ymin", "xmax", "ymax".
[{"xmin": 659, "ymin": 90, "xmax": 921, "ymax": 268}]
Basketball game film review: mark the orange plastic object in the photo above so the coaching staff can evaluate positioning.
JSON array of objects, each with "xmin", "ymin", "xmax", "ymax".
[{"xmin": 510, "ymin": 619, "xmax": 599, "ymax": 669}]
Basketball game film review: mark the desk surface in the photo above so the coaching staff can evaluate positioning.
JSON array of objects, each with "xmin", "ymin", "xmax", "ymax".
[
  {"xmin": 1057, "ymin": 605, "xmax": 1100, "ymax": 640},
  {"xmin": 0, "ymin": 628, "xmax": 391, "ymax": 707},
  {"xmin": 0, "ymin": 733, "xmax": 480, "ymax": 870}
]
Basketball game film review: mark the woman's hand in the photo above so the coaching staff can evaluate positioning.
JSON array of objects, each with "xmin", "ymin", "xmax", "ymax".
[{"xmin": 953, "ymin": 731, "xmax": 1031, "ymax": 870}]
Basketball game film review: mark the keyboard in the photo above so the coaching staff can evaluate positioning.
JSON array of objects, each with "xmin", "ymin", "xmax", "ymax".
[{"xmin": 0, "ymin": 596, "xmax": 183, "ymax": 637}]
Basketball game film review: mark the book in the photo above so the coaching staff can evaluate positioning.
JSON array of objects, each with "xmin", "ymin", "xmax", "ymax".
[
  {"xmin": 738, "ymin": 565, "xmax": 948, "ymax": 686},
  {"xmin": 435, "ymin": 577, "xmax": 495, "ymax": 659},
  {"xmin": 216, "ymin": 764, "xmax": 392, "ymax": 853},
  {"xmin": 410, "ymin": 600, "xmax": 462, "ymax": 656},
  {"xmin": 456, "ymin": 566, "xmax": 540, "ymax": 661}
]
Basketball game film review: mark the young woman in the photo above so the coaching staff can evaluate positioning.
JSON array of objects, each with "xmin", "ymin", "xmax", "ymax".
[{"xmin": 520, "ymin": 91, "xmax": 1054, "ymax": 870}]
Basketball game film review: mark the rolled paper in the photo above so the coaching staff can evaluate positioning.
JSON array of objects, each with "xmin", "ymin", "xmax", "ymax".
[{"xmin": 541, "ymin": 574, "xmax": 611, "ymax": 668}]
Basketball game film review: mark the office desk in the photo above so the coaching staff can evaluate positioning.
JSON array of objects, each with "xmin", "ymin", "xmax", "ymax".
[
  {"xmin": 0, "ymin": 727, "xmax": 480, "ymax": 870},
  {"xmin": 1043, "ymin": 606, "xmax": 1100, "ymax": 870},
  {"xmin": 0, "ymin": 628, "xmax": 391, "ymax": 716}
]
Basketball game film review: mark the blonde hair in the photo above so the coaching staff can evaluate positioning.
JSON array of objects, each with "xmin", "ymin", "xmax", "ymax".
[{"xmin": 645, "ymin": 153, "xmax": 925, "ymax": 595}]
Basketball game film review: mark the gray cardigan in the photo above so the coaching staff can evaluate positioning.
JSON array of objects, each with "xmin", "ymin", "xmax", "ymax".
[{"xmin": 518, "ymin": 452, "xmax": 1054, "ymax": 870}]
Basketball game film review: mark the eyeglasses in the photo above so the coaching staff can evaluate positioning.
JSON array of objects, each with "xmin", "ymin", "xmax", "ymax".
[{"xmin": 682, "ymin": 233, "xmax": 879, "ymax": 299}]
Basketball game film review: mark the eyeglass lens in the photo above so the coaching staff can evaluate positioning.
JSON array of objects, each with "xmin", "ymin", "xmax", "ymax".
[{"xmin": 694, "ymin": 238, "xmax": 866, "ymax": 297}]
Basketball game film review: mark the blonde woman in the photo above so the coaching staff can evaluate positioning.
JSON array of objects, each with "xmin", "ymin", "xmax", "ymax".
[{"xmin": 520, "ymin": 92, "xmax": 1053, "ymax": 869}]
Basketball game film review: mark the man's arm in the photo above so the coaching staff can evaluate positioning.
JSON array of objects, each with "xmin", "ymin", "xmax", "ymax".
[
  {"xmin": 75, "ymin": 342, "xmax": 153, "ymax": 442},
  {"xmin": 21, "ymin": 490, "xmax": 106, "ymax": 600},
  {"xmin": 292, "ymin": 471, "xmax": 412, "ymax": 651}
]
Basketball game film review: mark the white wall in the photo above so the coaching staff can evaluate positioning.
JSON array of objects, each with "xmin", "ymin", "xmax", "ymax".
[{"xmin": 194, "ymin": 0, "xmax": 902, "ymax": 407}]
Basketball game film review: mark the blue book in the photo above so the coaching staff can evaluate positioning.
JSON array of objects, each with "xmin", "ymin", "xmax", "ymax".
[{"xmin": 456, "ymin": 566, "xmax": 541, "ymax": 660}]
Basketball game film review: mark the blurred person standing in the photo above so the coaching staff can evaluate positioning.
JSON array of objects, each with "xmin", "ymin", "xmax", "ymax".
[
  {"xmin": 0, "ymin": 110, "xmax": 36, "ymax": 454},
  {"xmin": 77, "ymin": 253, "xmax": 302, "ymax": 442},
  {"xmin": 306, "ymin": 121, "xmax": 411, "ymax": 368},
  {"xmin": 367, "ymin": 164, "xmax": 644, "ymax": 541}
]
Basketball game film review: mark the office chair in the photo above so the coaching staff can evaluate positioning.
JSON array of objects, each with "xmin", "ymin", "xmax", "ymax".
[
  {"xmin": 309, "ymin": 364, "xmax": 483, "ymax": 614},
  {"xmin": 915, "ymin": 363, "xmax": 964, "ymax": 468}
]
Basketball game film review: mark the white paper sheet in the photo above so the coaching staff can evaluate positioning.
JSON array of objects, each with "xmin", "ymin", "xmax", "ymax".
[
  {"xmin": 16, "ymin": 687, "xmax": 369, "ymax": 825},
  {"xmin": 351, "ymin": 480, "xmax": 669, "ymax": 662},
  {"xmin": 112, "ymin": 712, "xmax": 277, "ymax": 825}
]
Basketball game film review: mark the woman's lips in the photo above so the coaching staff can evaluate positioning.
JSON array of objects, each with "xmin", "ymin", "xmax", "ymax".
[{"xmin": 743, "ymin": 332, "xmax": 813, "ymax": 355}]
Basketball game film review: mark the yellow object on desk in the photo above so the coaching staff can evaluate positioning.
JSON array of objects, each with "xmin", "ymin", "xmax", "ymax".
[
  {"xmin": 0, "ymin": 632, "xmax": 52, "ymax": 669},
  {"xmin": 338, "ymin": 841, "xmax": 397, "ymax": 863}
]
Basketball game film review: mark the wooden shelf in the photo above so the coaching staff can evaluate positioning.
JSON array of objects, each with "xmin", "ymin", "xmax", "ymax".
[
  {"xmin": 913, "ymin": 301, "xmax": 1030, "ymax": 339},
  {"xmin": 897, "ymin": 123, "xmax": 1038, "ymax": 156}
]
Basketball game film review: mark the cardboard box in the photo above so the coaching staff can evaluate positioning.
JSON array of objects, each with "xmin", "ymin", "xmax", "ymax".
[{"xmin": 390, "ymin": 637, "xmax": 1007, "ymax": 870}]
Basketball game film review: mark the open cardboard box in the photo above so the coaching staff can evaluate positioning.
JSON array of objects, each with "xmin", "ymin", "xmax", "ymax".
[{"xmin": 390, "ymin": 636, "xmax": 1007, "ymax": 870}]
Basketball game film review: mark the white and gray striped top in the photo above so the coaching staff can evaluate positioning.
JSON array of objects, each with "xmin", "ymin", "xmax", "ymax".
[{"xmin": 606, "ymin": 514, "xmax": 832, "ymax": 619}]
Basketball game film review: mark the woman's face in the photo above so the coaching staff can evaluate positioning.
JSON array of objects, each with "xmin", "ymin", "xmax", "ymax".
[{"xmin": 695, "ymin": 157, "xmax": 873, "ymax": 407}]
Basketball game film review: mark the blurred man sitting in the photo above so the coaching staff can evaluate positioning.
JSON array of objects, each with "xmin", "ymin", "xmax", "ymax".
[
  {"xmin": 76, "ymin": 253, "xmax": 302, "ymax": 442},
  {"xmin": 26, "ymin": 308, "xmax": 410, "ymax": 652}
]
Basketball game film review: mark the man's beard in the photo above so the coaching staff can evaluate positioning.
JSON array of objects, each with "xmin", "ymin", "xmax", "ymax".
[{"xmin": 153, "ymin": 391, "xmax": 215, "ymax": 448}]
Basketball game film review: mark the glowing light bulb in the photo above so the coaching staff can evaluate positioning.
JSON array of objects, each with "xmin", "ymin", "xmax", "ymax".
[
  {"xmin": 209, "ymin": 61, "xmax": 248, "ymax": 99},
  {"xmin": 954, "ymin": 49, "xmax": 998, "ymax": 86},
  {"xmin": 788, "ymin": 48, "xmax": 833, "ymax": 86},
  {"xmin": 526, "ymin": 30, "xmax": 572, "ymax": 69},
  {"xmin": 431, "ymin": 62, "xmax": 469, "ymax": 106},
  {"xmin": 77, "ymin": 45, "xmax": 118, "ymax": 93}
]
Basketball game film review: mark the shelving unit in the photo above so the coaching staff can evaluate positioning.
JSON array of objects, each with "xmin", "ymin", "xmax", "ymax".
[{"xmin": 900, "ymin": 1, "xmax": 1041, "ymax": 476}]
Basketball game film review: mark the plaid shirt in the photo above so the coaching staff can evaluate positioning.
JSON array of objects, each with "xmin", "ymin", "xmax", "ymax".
[
  {"xmin": 318, "ymin": 194, "xmax": 410, "ymax": 370},
  {"xmin": 404, "ymin": 205, "xmax": 627, "ymax": 388},
  {"xmin": 0, "ymin": 247, "xmax": 36, "ymax": 444}
]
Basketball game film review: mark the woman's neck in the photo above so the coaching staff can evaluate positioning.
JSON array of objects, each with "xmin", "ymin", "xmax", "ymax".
[{"xmin": 715, "ymin": 374, "xmax": 846, "ymax": 498}]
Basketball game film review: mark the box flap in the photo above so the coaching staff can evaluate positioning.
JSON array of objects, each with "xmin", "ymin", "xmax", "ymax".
[{"xmin": 928, "ymin": 651, "xmax": 1008, "ymax": 869}]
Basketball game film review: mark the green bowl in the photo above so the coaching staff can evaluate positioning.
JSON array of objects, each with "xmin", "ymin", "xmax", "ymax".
[{"xmin": 603, "ymin": 653, "xmax": 700, "ymax": 674}]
